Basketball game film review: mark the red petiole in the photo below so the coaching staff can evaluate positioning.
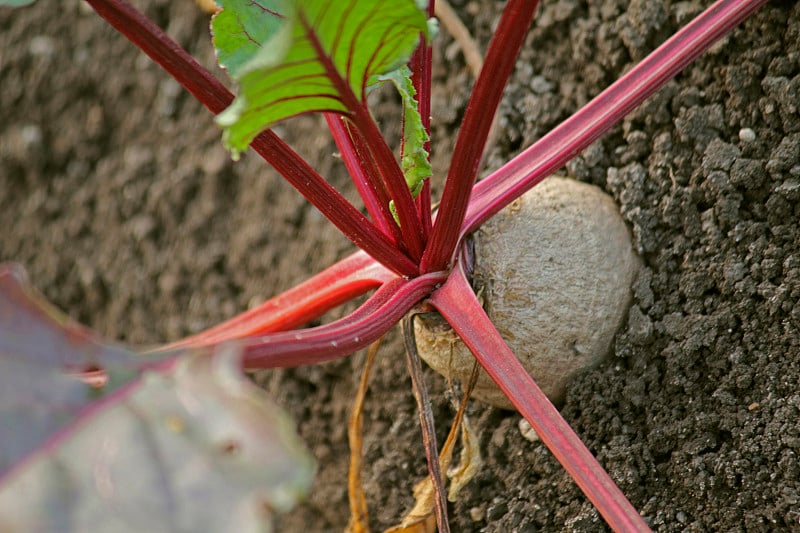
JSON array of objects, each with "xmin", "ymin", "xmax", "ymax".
[
  {"xmin": 162, "ymin": 251, "xmax": 395, "ymax": 351},
  {"xmin": 325, "ymin": 114, "xmax": 402, "ymax": 244},
  {"xmin": 239, "ymin": 270, "xmax": 447, "ymax": 368}
]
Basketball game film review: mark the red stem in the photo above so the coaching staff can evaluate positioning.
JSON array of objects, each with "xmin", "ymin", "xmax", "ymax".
[
  {"xmin": 409, "ymin": 0, "xmax": 434, "ymax": 240},
  {"xmin": 161, "ymin": 251, "xmax": 395, "ymax": 350},
  {"xmin": 84, "ymin": 0, "xmax": 418, "ymax": 277},
  {"xmin": 420, "ymin": 0, "xmax": 539, "ymax": 272},
  {"xmin": 241, "ymin": 270, "xmax": 447, "ymax": 368},
  {"xmin": 325, "ymin": 114, "xmax": 401, "ymax": 244},
  {"xmin": 416, "ymin": 179, "xmax": 432, "ymax": 242},
  {"xmin": 410, "ymin": 0, "xmax": 434, "ymax": 135},
  {"xmin": 429, "ymin": 255, "xmax": 651, "ymax": 532},
  {"xmin": 463, "ymin": 0, "xmax": 769, "ymax": 235},
  {"xmin": 351, "ymin": 103, "xmax": 426, "ymax": 261}
]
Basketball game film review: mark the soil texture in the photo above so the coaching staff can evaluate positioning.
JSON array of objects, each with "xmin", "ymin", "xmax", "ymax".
[{"xmin": 1, "ymin": 0, "xmax": 799, "ymax": 531}]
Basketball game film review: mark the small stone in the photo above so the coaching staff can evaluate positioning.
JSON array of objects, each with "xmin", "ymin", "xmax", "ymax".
[
  {"xmin": 20, "ymin": 124, "xmax": 43, "ymax": 147},
  {"xmin": 518, "ymin": 418, "xmax": 540, "ymax": 442},
  {"xmin": 3, "ymin": 123, "xmax": 43, "ymax": 161},
  {"xmin": 653, "ymin": 131, "xmax": 673, "ymax": 153},
  {"xmin": 775, "ymin": 179, "xmax": 800, "ymax": 201},
  {"xmin": 723, "ymin": 260, "xmax": 748, "ymax": 284},
  {"xmin": 702, "ymin": 139, "xmax": 740, "ymax": 172},
  {"xmin": 157, "ymin": 78, "xmax": 182, "ymax": 117},
  {"xmin": 28, "ymin": 36, "xmax": 56, "ymax": 58},
  {"xmin": 767, "ymin": 134, "xmax": 800, "ymax": 174},
  {"xmin": 739, "ymin": 128, "xmax": 756, "ymax": 142},
  {"xmin": 730, "ymin": 158, "xmax": 766, "ymax": 189},
  {"xmin": 486, "ymin": 498, "xmax": 508, "ymax": 521},
  {"xmin": 469, "ymin": 506, "xmax": 486, "ymax": 522},
  {"xmin": 529, "ymin": 75, "xmax": 555, "ymax": 94},
  {"xmin": 627, "ymin": 305, "xmax": 653, "ymax": 345},
  {"xmin": 128, "ymin": 214, "xmax": 157, "ymax": 240}
]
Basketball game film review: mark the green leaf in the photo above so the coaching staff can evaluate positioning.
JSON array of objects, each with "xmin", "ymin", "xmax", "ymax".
[
  {"xmin": 212, "ymin": 0, "xmax": 429, "ymax": 158},
  {"xmin": 375, "ymin": 66, "xmax": 431, "ymax": 196},
  {"xmin": 0, "ymin": 0, "xmax": 37, "ymax": 6},
  {"xmin": 0, "ymin": 264, "xmax": 314, "ymax": 531},
  {"xmin": 211, "ymin": 0, "xmax": 289, "ymax": 79}
]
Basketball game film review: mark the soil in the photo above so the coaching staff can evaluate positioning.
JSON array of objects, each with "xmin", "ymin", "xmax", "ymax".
[{"xmin": 2, "ymin": 0, "xmax": 799, "ymax": 531}]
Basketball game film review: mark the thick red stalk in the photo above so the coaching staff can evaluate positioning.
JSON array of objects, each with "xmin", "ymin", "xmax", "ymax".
[
  {"xmin": 417, "ymin": 180, "xmax": 432, "ymax": 241},
  {"xmin": 162, "ymin": 251, "xmax": 395, "ymax": 350},
  {"xmin": 325, "ymin": 114, "xmax": 401, "ymax": 244},
  {"xmin": 409, "ymin": 0, "xmax": 434, "ymax": 133},
  {"xmin": 85, "ymin": 0, "xmax": 418, "ymax": 277},
  {"xmin": 241, "ymin": 271, "xmax": 446, "ymax": 368},
  {"xmin": 420, "ymin": 0, "xmax": 539, "ymax": 273},
  {"xmin": 463, "ymin": 0, "xmax": 769, "ymax": 235},
  {"xmin": 429, "ymin": 257, "xmax": 651, "ymax": 532}
]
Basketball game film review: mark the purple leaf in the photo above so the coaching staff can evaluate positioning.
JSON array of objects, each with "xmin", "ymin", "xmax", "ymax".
[
  {"xmin": 0, "ymin": 264, "xmax": 314, "ymax": 530},
  {"xmin": 0, "ymin": 263, "xmax": 138, "ymax": 474}
]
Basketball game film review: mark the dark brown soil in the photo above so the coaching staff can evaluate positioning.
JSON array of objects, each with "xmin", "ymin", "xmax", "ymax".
[{"xmin": 2, "ymin": 0, "xmax": 799, "ymax": 531}]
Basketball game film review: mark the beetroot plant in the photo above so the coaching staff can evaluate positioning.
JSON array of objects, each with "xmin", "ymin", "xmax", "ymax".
[{"xmin": 0, "ymin": 0, "xmax": 771, "ymax": 530}]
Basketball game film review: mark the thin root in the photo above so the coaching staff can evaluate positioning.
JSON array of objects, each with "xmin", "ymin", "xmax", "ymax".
[
  {"xmin": 385, "ymin": 319, "xmax": 482, "ymax": 532},
  {"xmin": 345, "ymin": 339, "xmax": 382, "ymax": 533}
]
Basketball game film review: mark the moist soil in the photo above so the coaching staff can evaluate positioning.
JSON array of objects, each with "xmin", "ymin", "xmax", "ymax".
[{"xmin": 2, "ymin": 0, "xmax": 799, "ymax": 531}]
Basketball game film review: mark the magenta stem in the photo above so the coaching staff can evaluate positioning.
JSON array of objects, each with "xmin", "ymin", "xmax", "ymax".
[
  {"xmin": 409, "ymin": 0, "xmax": 435, "ymax": 240},
  {"xmin": 429, "ymin": 256, "xmax": 651, "ymax": 532},
  {"xmin": 350, "ymin": 102, "xmax": 427, "ymax": 260},
  {"xmin": 463, "ymin": 0, "xmax": 769, "ymax": 236},
  {"xmin": 251, "ymin": 131, "xmax": 418, "ymax": 276}
]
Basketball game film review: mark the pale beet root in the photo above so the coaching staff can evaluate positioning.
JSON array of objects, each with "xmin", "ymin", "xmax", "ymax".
[{"xmin": 414, "ymin": 176, "xmax": 640, "ymax": 409}]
